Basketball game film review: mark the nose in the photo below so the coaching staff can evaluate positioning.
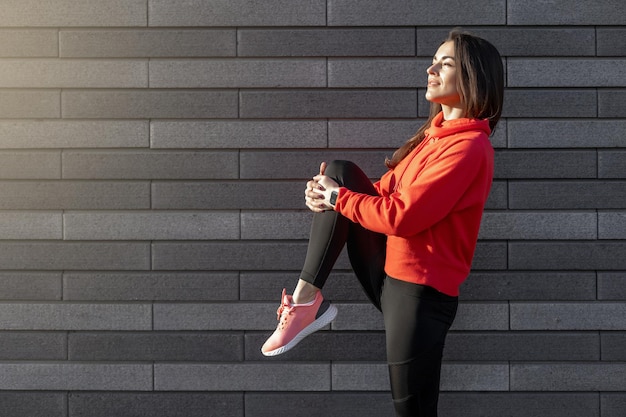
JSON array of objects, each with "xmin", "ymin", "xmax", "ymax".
[{"xmin": 427, "ymin": 63, "xmax": 438, "ymax": 75}]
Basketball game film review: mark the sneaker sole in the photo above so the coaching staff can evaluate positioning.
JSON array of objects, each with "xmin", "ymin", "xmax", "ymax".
[{"xmin": 261, "ymin": 304, "xmax": 338, "ymax": 357}]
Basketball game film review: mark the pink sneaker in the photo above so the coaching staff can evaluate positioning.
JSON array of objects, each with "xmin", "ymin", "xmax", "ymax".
[{"xmin": 261, "ymin": 289, "xmax": 337, "ymax": 356}]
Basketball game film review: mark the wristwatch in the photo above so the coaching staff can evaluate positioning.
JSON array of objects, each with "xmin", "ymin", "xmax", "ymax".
[{"xmin": 329, "ymin": 190, "xmax": 338, "ymax": 206}]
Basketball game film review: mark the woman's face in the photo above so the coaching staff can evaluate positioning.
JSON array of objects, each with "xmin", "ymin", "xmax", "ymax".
[{"xmin": 425, "ymin": 40, "xmax": 462, "ymax": 109}]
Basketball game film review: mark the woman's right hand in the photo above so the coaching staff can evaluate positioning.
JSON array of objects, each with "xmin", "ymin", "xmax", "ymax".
[{"xmin": 304, "ymin": 162, "xmax": 329, "ymax": 212}]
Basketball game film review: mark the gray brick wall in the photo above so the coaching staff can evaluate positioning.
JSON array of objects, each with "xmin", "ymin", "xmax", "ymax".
[{"xmin": 0, "ymin": 1, "xmax": 623, "ymax": 416}]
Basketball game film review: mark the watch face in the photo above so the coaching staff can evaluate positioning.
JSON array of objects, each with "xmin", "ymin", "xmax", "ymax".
[{"xmin": 330, "ymin": 191, "xmax": 338, "ymax": 205}]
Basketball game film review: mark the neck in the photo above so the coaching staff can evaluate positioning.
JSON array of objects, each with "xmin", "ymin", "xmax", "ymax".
[{"xmin": 441, "ymin": 105, "xmax": 465, "ymax": 121}]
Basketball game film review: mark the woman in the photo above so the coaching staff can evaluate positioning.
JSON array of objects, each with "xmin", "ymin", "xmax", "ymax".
[{"xmin": 261, "ymin": 28, "xmax": 504, "ymax": 417}]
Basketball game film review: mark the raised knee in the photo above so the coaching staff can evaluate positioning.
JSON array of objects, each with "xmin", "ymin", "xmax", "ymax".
[{"xmin": 324, "ymin": 160, "xmax": 355, "ymax": 176}]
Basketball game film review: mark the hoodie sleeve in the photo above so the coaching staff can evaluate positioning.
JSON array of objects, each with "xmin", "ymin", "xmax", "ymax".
[{"xmin": 334, "ymin": 138, "xmax": 492, "ymax": 237}]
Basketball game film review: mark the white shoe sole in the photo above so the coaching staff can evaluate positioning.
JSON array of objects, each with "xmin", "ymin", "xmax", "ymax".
[{"xmin": 261, "ymin": 304, "xmax": 338, "ymax": 357}]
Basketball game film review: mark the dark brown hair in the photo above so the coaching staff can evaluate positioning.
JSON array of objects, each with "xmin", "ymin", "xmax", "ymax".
[{"xmin": 385, "ymin": 28, "xmax": 504, "ymax": 169}]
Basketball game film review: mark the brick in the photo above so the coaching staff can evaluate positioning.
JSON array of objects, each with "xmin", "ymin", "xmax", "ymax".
[
  {"xmin": 150, "ymin": 120, "xmax": 327, "ymax": 149},
  {"xmin": 0, "ymin": 303, "xmax": 151, "ymax": 330},
  {"xmin": 319, "ymin": 303, "xmax": 382, "ymax": 331},
  {"xmin": 0, "ymin": 272, "xmax": 62, "ymax": 300},
  {"xmin": 0, "ymin": 59, "xmax": 147, "ymax": 88},
  {"xmin": 0, "ymin": 0, "xmax": 147, "ymax": 26},
  {"xmin": 153, "ymin": 302, "xmax": 275, "ymax": 331},
  {"xmin": 327, "ymin": 120, "xmax": 514, "ymax": 152},
  {"xmin": 152, "ymin": 181, "xmax": 306, "ymax": 209},
  {"xmin": 62, "ymin": 150, "xmax": 238, "ymax": 179},
  {"xmin": 331, "ymin": 302, "xmax": 509, "ymax": 331},
  {"xmin": 0, "ymin": 242, "xmax": 150, "ymax": 270},
  {"xmin": 444, "ymin": 332, "xmax": 599, "ymax": 361},
  {"xmin": 239, "ymin": 150, "xmax": 388, "ymax": 179},
  {"xmin": 602, "ymin": 394, "xmax": 626, "ymax": 417},
  {"xmin": 0, "ymin": 151, "xmax": 59, "ymax": 179},
  {"xmin": 0, "ymin": 30, "xmax": 58, "ymax": 57},
  {"xmin": 69, "ymin": 393, "xmax": 243, "ymax": 417},
  {"xmin": 598, "ymin": 272, "xmax": 626, "ymax": 300},
  {"xmin": 494, "ymin": 150, "xmax": 596, "ymax": 179},
  {"xmin": 239, "ymin": 90, "xmax": 417, "ymax": 119},
  {"xmin": 0, "ymin": 332, "xmax": 66, "ymax": 360},
  {"xmin": 0, "ymin": 211, "xmax": 62, "ymax": 239},
  {"xmin": 62, "ymin": 90, "xmax": 238, "ymax": 119},
  {"xmin": 488, "ymin": 119, "xmax": 510, "ymax": 149},
  {"xmin": 151, "ymin": 241, "xmax": 321, "ymax": 271},
  {"xmin": 328, "ymin": 0, "xmax": 505, "ymax": 25},
  {"xmin": 509, "ymin": 181, "xmax": 626, "ymax": 209},
  {"xmin": 511, "ymin": 363, "xmax": 626, "ymax": 391},
  {"xmin": 479, "ymin": 211, "xmax": 597, "ymax": 240},
  {"xmin": 509, "ymin": 58, "xmax": 626, "ymax": 87},
  {"xmin": 0, "ymin": 120, "xmax": 149, "ymax": 149},
  {"xmin": 441, "ymin": 364, "xmax": 509, "ymax": 391},
  {"xmin": 598, "ymin": 28, "xmax": 626, "ymax": 56},
  {"xmin": 60, "ymin": 29, "xmax": 236, "ymax": 58},
  {"xmin": 511, "ymin": 302, "xmax": 626, "ymax": 330},
  {"xmin": 0, "ymin": 90, "xmax": 59, "ymax": 118},
  {"xmin": 508, "ymin": 120, "xmax": 626, "ymax": 148},
  {"xmin": 239, "ymin": 28, "xmax": 415, "ymax": 57},
  {"xmin": 246, "ymin": 393, "xmax": 394, "ymax": 417},
  {"xmin": 599, "ymin": 212, "xmax": 626, "ymax": 239},
  {"xmin": 149, "ymin": 0, "xmax": 326, "ymax": 26},
  {"xmin": 150, "ymin": 59, "xmax": 326, "ymax": 88},
  {"xmin": 0, "ymin": 181, "xmax": 150, "ymax": 209},
  {"xmin": 242, "ymin": 211, "xmax": 311, "ymax": 240},
  {"xmin": 0, "ymin": 392, "xmax": 65, "ymax": 417},
  {"xmin": 461, "ymin": 272, "xmax": 597, "ymax": 301},
  {"xmin": 154, "ymin": 363, "xmax": 330, "ymax": 391},
  {"xmin": 239, "ymin": 271, "xmax": 371, "ymax": 302},
  {"xmin": 246, "ymin": 332, "xmax": 385, "ymax": 362},
  {"xmin": 601, "ymin": 333, "xmax": 626, "ymax": 361},
  {"xmin": 331, "ymin": 363, "xmax": 509, "ymax": 391},
  {"xmin": 471, "ymin": 241, "xmax": 508, "ymax": 270},
  {"xmin": 328, "ymin": 119, "xmax": 423, "ymax": 149},
  {"xmin": 64, "ymin": 211, "xmax": 239, "ymax": 240},
  {"xmin": 64, "ymin": 272, "xmax": 238, "ymax": 301},
  {"xmin": 0, "ymin": 363, "xmax": 151, "ymax": 391},
  {"xmin": 450, "ymin": 303, "xmax": 510, "ymax": 331},
  {"xmin": 486, "ymin": 181, "xmax": 508, "ymax": 209},
  {"xmin": 503, "ymin": 90, "xmax": 597, "ymax": 118},
  {"xmin": 599, "ymin": 150, "xmax": 626, "ymax": 179},
  {"xmin": 416, "ymin": 27, "xmax": 596, "ymax": 57},
  {"xmin": 329, "ymin": 58, "xmax": 429, "ymax": 88},
  {"xmin": 511, "ymin": 242, "xmax": 626, "ymax": 271},
  {"xmin": 68, "ymin": 332, "xmax": 243, "ymax": 361},
  {"xmin": 330, "ymin": 363, "xmax": 388, "ymax": 391},
  {"xmin": 440, "ymin": 393, "xmax": 599, "ymax": 417},
  {"xmin": 599, "ymin": 90, "xmax": 626, "ymax": 118},
  {"xmin": 508, "ymin": 0, "xmax": 626, "ymax": 25}
]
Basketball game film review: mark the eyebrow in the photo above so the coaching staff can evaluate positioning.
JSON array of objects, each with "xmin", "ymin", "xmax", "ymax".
[{"xmin": 433, "ymin": 55, "xmax": 455, "ymax": 61}]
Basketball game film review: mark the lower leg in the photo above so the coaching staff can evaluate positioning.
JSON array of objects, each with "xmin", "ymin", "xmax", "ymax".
[
  {"xmin": 297, "ymin": 160, "xmax": 385, "ymax": 303},
  {"xmin": 293, "ymin": 279, "xmax": 319, "ymax": 304},
  {"xmin": 381, "ymin": 277, "xmax": 458, "ymax": 416}
]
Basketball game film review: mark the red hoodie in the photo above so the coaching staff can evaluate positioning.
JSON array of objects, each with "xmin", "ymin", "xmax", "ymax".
[{"xmin": 334, "ymin": 112, "xmax": 494, "ymax": 296}]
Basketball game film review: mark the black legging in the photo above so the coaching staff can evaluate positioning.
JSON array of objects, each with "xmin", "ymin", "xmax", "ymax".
[{"xmin": 299, "ymin": 160, "xmax": 458, "ymax": 417}]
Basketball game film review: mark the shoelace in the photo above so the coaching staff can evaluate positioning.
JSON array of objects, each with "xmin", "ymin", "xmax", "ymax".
[{"xmin": 276, "ymin": 303, "xmax": 294, "ymax": 329}]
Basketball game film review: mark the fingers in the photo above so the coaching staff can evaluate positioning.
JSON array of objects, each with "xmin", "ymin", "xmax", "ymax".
[
  {"xmin": 303, "ymin": 162, "xmax": 332, "ymax": 212},
  {"xmin": 304, "ymin": 179, "xmax": 330, "ymax": 212}
]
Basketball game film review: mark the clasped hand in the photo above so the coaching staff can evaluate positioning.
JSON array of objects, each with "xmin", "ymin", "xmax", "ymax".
[{"xmin": 304, "ymin": 162, "xmax": 339, "ymax": 213}]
